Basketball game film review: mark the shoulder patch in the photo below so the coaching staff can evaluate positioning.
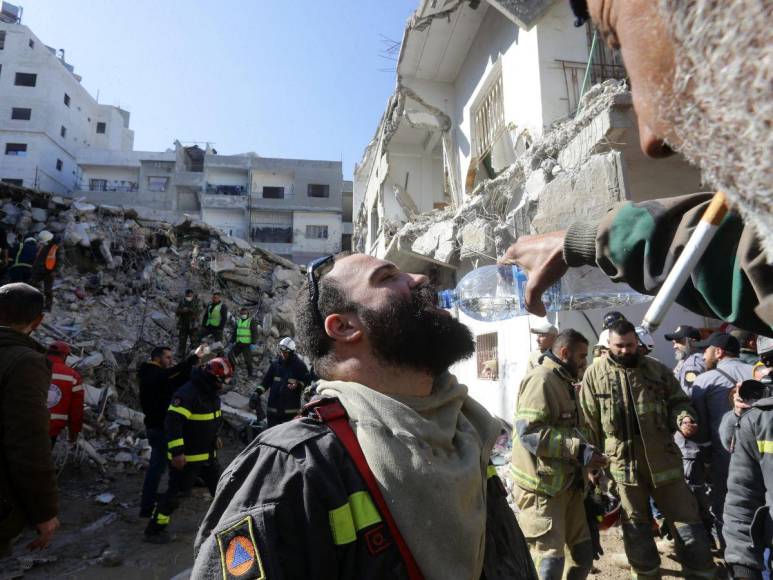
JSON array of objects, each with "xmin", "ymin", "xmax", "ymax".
[
  {"xmin": 685, "ymin": 372, "xmax": 697, "ymax": 384},
  {"xmin": 216, "ymin": 516, "xmax": 266, "ymax": 579}
]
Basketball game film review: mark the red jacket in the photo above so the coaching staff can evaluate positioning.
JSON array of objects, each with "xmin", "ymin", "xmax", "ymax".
[{"xmin": 47, "ymin": 355, "xmax": 84, "ymax": 438}]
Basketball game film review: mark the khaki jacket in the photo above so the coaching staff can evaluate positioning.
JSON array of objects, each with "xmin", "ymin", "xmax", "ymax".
[
  {"xmin": 511, "ymin": 356, "xmax": 583, "ymax": 497},
  {"xmin": 579, "ymin": 355, "xmax": 694, "ymax": 487}
]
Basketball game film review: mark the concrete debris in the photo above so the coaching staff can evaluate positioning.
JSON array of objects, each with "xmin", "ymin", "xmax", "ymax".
[
  {"xmin": 94, "ymin": 493, "xmax": 115, "ymax": 504},
  {"xmin": 0, "ymin": 183, "xmax": 302, "ymax": 476}
]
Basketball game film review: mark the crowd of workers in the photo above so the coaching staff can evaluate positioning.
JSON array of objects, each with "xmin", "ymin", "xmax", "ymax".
[{"xmin": 0, "ymin": 0, "xmax": 771, "ymax": 578}]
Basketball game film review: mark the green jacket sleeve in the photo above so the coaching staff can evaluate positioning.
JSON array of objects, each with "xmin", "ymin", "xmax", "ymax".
[
  {"xmin": 2, "ymin": 352, "xmax": 58, "ymax": 524},
  {"xmin": 563, "ymin": 193, "xmax": 773, "ymax": 335},
  {"xmin": 578, "ymin": 369, "xmax": 603, "ymax": 449}
]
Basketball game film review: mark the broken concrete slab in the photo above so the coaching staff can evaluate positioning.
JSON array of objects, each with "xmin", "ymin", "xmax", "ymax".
[{"xmin": 459, "ymin": 217, "xmax": 495, "ymax": 260}]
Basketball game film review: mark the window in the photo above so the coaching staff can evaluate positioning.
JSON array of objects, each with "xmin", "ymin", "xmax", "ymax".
[
  {"xmin": 147, "ymin": 176, "xmax": 169, "ymax": 192},
  {"xmin": 306, "ymin": 225, "xmax": 329, "ymax": 239},
  {"xmin": 472, "ymin": 73, "xmax": 504, "ymax": 158},
  {"xmin": 252, "ymin": 226, "xmax": 293, "ymax": 243},
  {"xmin": 11, "ymin": 108, "xmax": 31, "ymax": 120},
  {"xmin": 5, "ymin": 143, "xmax": 27, "ymax": 156},
  {"xmin": 96, "ymin": 122, "xmax": 106, "ymax": 134},
  {"xmin": 60, "ymin": 125, "xmax": 67, "ymax": 138},
  {"xmin": 89, "ymin": 179, "xmax": 107, "ymax": 191},
  {"xmin": 0, "ymin": 31, "xmax": 5, "ymax": 50},
  {"xmin": 63, "ymin": 93, "xmax": 70, "ymax": 107},
  {"xmin": 55, "ymin": 159, "xmax": 63, "ymax": 172},
  {"xmin": 14, "ymin": 72, "xmax": 37, "ymax": 87},
  {"xmin": 307, "ymin": 184, "xmax": 330, "ymax": 198},
  {"xmin": 262, "ymin": 186, "xmax": 284, "ymax": 199},
  {"xmin": 1, "ymin": 178, "xmax": 23, "ymax": 186},
  {"xmin": 476, "ymin": 332, "xmax": 499, "ymax": 380},
  {"xmin": 28, "ymin": 38, "xmax": 34, "ymax": 49}
]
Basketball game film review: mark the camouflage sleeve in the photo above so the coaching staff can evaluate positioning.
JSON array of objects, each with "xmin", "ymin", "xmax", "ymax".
[
  {"xmin": 514, "ymin": 373, "xmax": 581, "ymax": 462},
  {"xmin": 578, "ymin": 370, "xmax": 603, "ymax": 448},
  {"xmin": 563, "ymin": 193, "xmax": 772, "ymax": 336}
]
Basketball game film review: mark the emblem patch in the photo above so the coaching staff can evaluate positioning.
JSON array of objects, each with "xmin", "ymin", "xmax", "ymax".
[
  {"xmin": 47, "ymin": 384, "xmax": 62, "ymax": 409},
  {"xmin": 364, "ymin": 524, "xmax": 392, "ymax": 556},
  {"xmin": 216, "ymin": 516, "xmax": 266, "ymax": 580},
  {"xmin": 685, "ymin": 372, "xmax": 697, "ymax": 384}
]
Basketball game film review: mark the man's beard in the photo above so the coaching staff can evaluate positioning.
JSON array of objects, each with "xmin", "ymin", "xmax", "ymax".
[
  {"xmin": 609, "ymin": 351, "xmax": 640, "ymax": 368},
  {"xmin": 674, "ymin": 348, "xmax": 688, "ymax": 362},
  {"xmin": 658, "ymin": 0, "xmax": 773, "ymax": 259},
  {"xmin": 360, "ymin": 285, "xmax": 475, "ymax": 376}
]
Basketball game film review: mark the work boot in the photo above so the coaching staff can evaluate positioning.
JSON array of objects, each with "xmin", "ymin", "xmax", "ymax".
[{"xmin": 143, "ymin": 529, "xmax": 175, "ymax": 544}]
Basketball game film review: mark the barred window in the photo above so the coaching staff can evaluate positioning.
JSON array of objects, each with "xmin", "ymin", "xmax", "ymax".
[{"xmin": 476, "ymin": 332, "xmax": 498, "ymax": 380}]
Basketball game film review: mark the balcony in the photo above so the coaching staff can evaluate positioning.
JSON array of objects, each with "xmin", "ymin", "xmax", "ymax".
[
  {"xmin": 556, "ymin": 60, "xmax": 628, "ymax": 115},
  {"xmin": 176, "ymin": 171, "xmax": 205, "ymax": 188},
  {"xmin": 79, "ymin": 181, "xmax": 138, "ymax": 193},
  {"xmin": 205, "ymin": 183, "xmax": 248, "ymax": 196}
]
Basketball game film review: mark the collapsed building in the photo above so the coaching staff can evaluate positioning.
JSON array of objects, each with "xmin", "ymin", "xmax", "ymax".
[
  {"xmin": 353, "ymin": 0, "xmax": 717, "ymax": 420},
  {"xmin": 0, "ymin": 181, "xmax": 304, "ymax": 471}
]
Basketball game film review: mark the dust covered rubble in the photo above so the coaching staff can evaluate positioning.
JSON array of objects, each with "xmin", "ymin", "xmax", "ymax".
[
  {"xmin": 372, "ymin": 80, "xmax": 631, "ymax": 267},
  {"xmin": 0, "ymin": 183, "xmax": 305, "ymax": 470}
]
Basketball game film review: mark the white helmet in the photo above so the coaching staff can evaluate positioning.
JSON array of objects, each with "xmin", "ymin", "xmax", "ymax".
[
  {"xmin": 529, "ymin": 317, "xmax": 557, "ymax": 335},
  {"xmin": 37, "ymin": 230, "xmax": 53, "ymax": 243},
  {"xmin": 279, "ymin": 337, "xmax": 296, "ymax": 352},
  {"xmin": 596, "ymin": 329, "xmax": 610, "ymax": 348},
  {"xmin": 635, "ymin": 326, "xmax": 655, "ymax": 352}
]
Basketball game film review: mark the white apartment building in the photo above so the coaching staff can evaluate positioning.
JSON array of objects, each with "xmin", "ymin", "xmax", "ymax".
[
  {"xmin": 353, "ymin": 0, "xmax": 709, "ymax": 421},
  {"xmin": 0, "ymin": 3, "xmax": 133, "ymax": 194}
]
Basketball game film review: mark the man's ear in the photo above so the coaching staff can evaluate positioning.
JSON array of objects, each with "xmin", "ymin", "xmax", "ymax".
[
  {"xmin": 324, "ymin": 313, "xmax": 363, "ymax": 344},
  {"xmin": 28, "ymin": 312, "xmax": 44, "ymax": 332}
]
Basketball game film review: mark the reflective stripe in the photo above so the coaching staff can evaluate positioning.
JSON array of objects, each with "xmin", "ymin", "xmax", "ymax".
[
  {"xmin": 487, "ymin": 465, "xmax": 497, "ymax": 479},
  {"xmin": 651, "ymin": 466, "xmax": 684, "ymax": 485},
  {"xmin": 51, "ymin": 373, "xmax": 77, "ymax": 384},
  {"xmin": 515, "ymin": 407, "xmax": 548, "ymax": 421},
  {"xmin": 50, "ymin": 413, "xmax": 68, "ymax": 420},
  {"xmin": 166, "ymin": 452, "xmax": 211, "ymax": 462},
  {"xmin": 328, "ymin": 491, "xmax": 383, "ymax": 546},
  {"xmin": 757, "ymin": 440, "xmax": 773, "ymax": 454},
  {"xmin": 71, "ymin": 385, "xmax": 84, "ymax": 392},
  {"xmin": 168, "ymin": 438, "xmax": 184, "ymax": 449},
  {"xmin": 168, "ymin": 405, "xmax": 191, "ymax": 419},
  {"xmin": 156, "ymin": 513, "xmax": 170, "ymax": 525},
  {"xmin": 284, "ymin": 408, "xmax": 300, "ymax": 415},
  {"xmin": 189, "ymin": 410, "xmax": 221, "ymax": 421}
]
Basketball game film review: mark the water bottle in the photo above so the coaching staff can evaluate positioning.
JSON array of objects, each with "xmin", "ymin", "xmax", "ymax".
[{"xmin": 438, "ymin": 265, "xmax": 650, "ymax": 322}]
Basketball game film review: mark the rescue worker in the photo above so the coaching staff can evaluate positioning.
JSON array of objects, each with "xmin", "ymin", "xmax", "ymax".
[
  {"xmin": 499, "ymin": 0, "xmax": 772, "ymax": 336},
  {"xmin": 46, "ymin": 341, "xmax": 83, "ymax": 447},
  {"xmin": 722, "ymin": 378, "xmax": 773, "ymax": 580},
  {"xmin": 691, "ymin": 332, "xmax": 754, "ymax": 551},
  {"xmin": 602, "ymin": 311, "xmax": 626, "ymax": 330},
  {"xmin": 527, "ymin": 319, "xmax": 558, "ymax": 370},
  {"xmin": 0, "ymin": 283, "xmax": 59, "ymax": 555},
  {"xmin": 666, "ymin": 325, "xmax": 706, "ymax": 396},
  {"xmin": 144, "ymin": 357, "xmax": 229, "ymax": 544},
  {"xmin": 175, "ymin": 289, "xmax": 201, "ymax": 358},
  {"xmin": 137, "ymin": 344, "xmax": 204, "ymax": 518},
  {"xmin": 731, "ymin": 330, "xmax": 759, "ymax": 366},
  {"xmin": 255, "ymin": 337, "xmax": 310, "ymax": 427},
  {"xmin": 193, "ymin": 253, "xmax": 537, "ymax": 579},
  {"xmin": 228, "ymin": 306, "xmax": 259, "ymax": 378},
  {"xmin": 200, "ymin": 291, "xmax": 227, "ymax": 342},
  {"xmin": 29, "ymin": 231, "xmax": 60, "ymax": 312},
  {"xmin": 579, "ymin": 319, "xmax": 715, "ymax": 579},
  {"xmin": 7, "ymin": 237, "xmax": 37, "ymax": 284},
  {"xmin": 512, "ymin": 329, "xmax": 605, "ymax": 579},
  {"xmin": 592, "ymin": 329, "xmax": 609, "ymax": 364}
]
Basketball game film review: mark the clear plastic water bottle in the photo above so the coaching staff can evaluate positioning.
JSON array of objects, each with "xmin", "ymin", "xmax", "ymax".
[{"xmin": 438, "ymin": 265, "xmax": 650, "ymax": 322}]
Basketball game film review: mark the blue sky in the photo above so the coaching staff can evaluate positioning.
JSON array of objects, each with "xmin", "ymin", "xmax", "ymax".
[{"xmin": 23, "ymin": 1, "xmax": 418, "ymax": 179}]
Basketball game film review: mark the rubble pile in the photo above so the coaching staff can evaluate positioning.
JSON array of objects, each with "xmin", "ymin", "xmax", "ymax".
[{"xmin": 1, "ymin": 183, "xmax": 304, "ymax": 470}]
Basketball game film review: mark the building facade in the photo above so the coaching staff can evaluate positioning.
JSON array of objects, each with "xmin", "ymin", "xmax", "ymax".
[
  {"xmin": 353, "ymin": 0, "xmax": 710, "ymax": 421},
  {"xmin": 0, "ymin": 10, "xmax": 133, "ymax": 194}
]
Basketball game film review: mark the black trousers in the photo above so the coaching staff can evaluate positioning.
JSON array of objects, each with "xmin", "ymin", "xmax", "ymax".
[
  {"xmin": 229, "ymin": 342, "xmax": 254, "ymax": 376},
  {"xmin": 146, "ymin": 459, "xmax": 220, "ymax": 534}
]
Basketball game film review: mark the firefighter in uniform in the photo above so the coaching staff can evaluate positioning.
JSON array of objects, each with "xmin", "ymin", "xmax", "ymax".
[
  {"xmin": 8, "ymin": 237, "xmax": 38, "ymax": 283},
  {"xmin": 144, "ymin": 357, "xmax": 230, "ymax": 544},
  {"xmin": 175, "ymin": 289, "xmax": 201, "ymax": 357},
  {"xmin": 46, "ymin": 341, "xmax": 83, "ymax": 446},
  {"xmin": 579, "ymin": 320, "xmax": 716, "ymax": 579},
  {"xmin": 511, "ymin": 329, "xmax": 604, "ymax": 580},
  {"xmin": 255, "ymin": 337, "xmax": 310, "ymax": 427},
  {"xmin": 200, "ymin": 291, "xmax": 228, "ymax": 342},
  {"xmin": 526, "ymin": 319, "xmax": 558, "ymax": 371},
  {"xmin": 29, "ymin": 231, "xmax": 60, "ymax": 311},
  {"xmin": 228, "ymin": 306, "xmax": 259, "ymax": 378}
]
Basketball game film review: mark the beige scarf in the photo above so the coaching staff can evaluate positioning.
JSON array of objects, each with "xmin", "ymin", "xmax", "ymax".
[{"xmin": 318, "ymin": 373, "xmax": 500, "ymax": 580}]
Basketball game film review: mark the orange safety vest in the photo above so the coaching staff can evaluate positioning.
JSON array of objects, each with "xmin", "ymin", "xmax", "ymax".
[{"xmin": 45, "ymin": 244, "xmax": 58, "ymax": 271}]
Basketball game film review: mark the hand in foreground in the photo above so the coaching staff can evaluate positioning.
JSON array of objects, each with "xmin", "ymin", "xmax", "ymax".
[
  {"xmin": 194, "ymin": 344, "xmax": 208, "ymax": 358},
  {"xmin": 679, "ymin": 417, "xmax": 698, "ymax": 438},
  {"xmin": 27, "ymin": 517, "xmax": 60, "ymax": 550},
  {"xmin": 498, "ymin": 231, "xmax": 568, "ymax": 317},
  {"xmin": 171, "ymin": 455, "xmax": 186, "ymax": 470}
]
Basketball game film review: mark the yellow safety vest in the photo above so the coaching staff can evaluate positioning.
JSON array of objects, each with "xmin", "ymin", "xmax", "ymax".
[
  {"xmin": 206, "ymin": 303, "xmax": 222, "ymax": 327},
  {"xmin": 236, "ymin": 318, "xmax": 252, "ymax": 344}
]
